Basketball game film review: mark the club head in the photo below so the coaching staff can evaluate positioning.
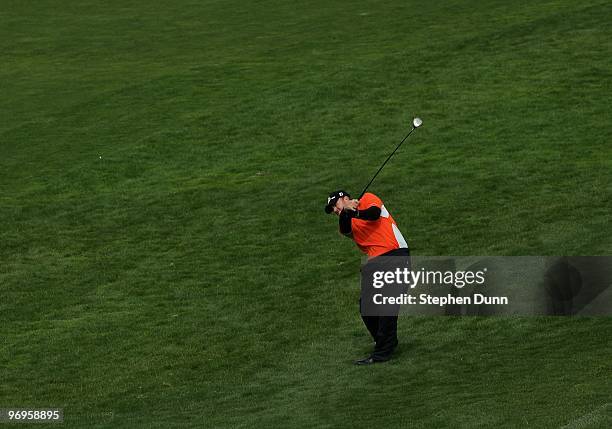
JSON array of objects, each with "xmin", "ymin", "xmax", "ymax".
[{"xmin": 412, "ymin": 117, "xmax": 423, "ymax": 128}]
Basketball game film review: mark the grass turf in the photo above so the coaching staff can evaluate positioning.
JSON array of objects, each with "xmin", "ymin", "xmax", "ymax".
[{"xmin": 1, "ymin": 0, "xmax": 611, "ymax": 427}]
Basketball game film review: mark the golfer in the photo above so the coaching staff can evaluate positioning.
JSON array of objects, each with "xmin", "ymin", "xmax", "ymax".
[{"xmin": 325, "ymin": 190, "xmax": 410, "ymax": 365}]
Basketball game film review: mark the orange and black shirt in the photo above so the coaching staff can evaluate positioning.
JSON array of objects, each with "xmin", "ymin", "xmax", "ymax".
[{"xmin": 339, "ymin": 193, "xmax": 408, "ymax": 257}]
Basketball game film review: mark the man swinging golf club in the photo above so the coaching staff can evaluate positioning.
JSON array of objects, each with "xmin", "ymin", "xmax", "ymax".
[
  {"xmin": 325, "ymin": 117, "xmax": 421, "ymax": 365},
  {"xmin": 325, "ymin": 190, "xmax": 410, "ymax": 365}
]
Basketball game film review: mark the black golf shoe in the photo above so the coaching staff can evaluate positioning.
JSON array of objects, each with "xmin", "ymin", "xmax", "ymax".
[
  {"xmin": 354, "ymin": 357, "xmax": 376, "ymax": 365},
  {"xmin": 353, "ymin": 356, "xmax": 390, "ymax": 365}
]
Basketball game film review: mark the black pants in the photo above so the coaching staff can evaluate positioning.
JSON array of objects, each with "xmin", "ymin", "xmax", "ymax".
[{"xmin": 360, "ymin": 248, "xmax": 410, "ymax": 361}]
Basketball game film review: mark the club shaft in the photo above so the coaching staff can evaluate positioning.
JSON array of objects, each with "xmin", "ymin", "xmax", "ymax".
[{"xmin": 358, "ymin": 126, "xmax": 415, "ymax": 199}]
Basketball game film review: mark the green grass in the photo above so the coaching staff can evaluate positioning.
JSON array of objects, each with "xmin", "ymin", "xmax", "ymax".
[{"xmin": 1, "ymin": 0, "xmax": 611, "ymax": 427}]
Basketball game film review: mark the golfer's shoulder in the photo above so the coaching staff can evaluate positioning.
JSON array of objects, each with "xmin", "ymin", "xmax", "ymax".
[{"xmin": 360, "ymin": 193, "xmax": 383, "ymax": 207}]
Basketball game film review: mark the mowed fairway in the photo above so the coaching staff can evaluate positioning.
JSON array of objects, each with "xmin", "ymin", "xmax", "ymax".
[{"xmin": 1, "ymin": 0, "xmax": 611, "ymax": 427}]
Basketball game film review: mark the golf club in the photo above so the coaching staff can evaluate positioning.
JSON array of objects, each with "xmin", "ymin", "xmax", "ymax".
[{"xmin": 358, "ymin": 117, "xmax": 423, "ymax": 199}]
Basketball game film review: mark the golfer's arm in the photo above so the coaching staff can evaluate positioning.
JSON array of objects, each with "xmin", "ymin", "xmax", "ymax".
[
  {"xmin": 339, "ymin": 211, "xmax": 353, "ymax": 236},
  {"xmin": 339, "ymin": 206, "xmax": 381, "ymax": 236},
  {"xmin": 357, "ymin": 206, "xmax": 381, "ymax": 221}
]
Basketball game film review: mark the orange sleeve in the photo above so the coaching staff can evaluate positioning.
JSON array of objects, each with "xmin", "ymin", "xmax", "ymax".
[{"xmin": 359, "ymin": 193, "xmax": 382, "ymax": 210}]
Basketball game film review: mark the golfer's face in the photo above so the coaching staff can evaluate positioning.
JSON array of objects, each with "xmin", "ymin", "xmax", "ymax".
[{"xmin": 332, "ymin": 197, "xmax": 348, "ymax": 215}]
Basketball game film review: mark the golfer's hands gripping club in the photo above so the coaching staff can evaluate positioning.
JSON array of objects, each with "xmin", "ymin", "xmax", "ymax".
[
  {"xmin": 345, "ymin": 199, "xmax": 359, "ymax": 211},
  {"xmin": 332, "ymin": 198, "xmax": 359, "ymax": 216},
  {"xmin": 341, "ymin": 199, "xmax": 360, "ymax": 218}
]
